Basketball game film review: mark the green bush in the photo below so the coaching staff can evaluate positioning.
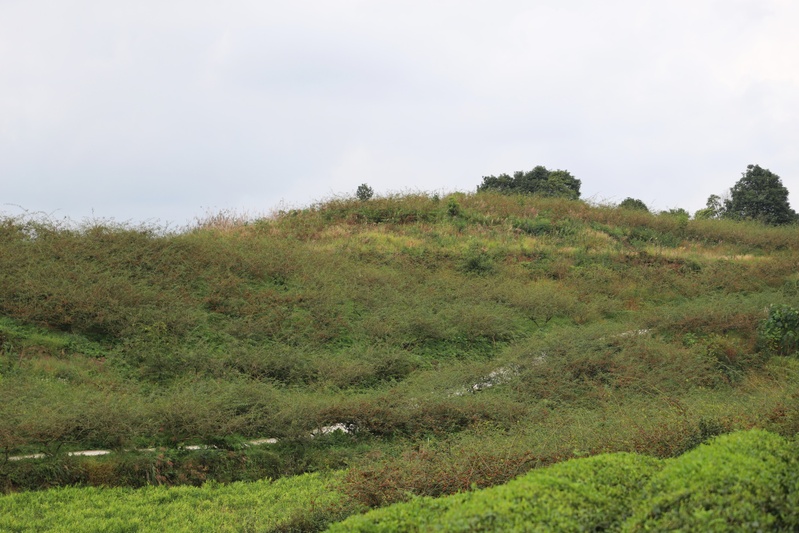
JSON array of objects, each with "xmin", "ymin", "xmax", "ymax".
[
  {"xmin": 329, "ymin": 452, "xmax": 663, "ymax": 532},
  {"xmin": 511, "ymin": 216, "xmax": 552, "ymax": 236},
  {"xmin": 760, "ymin": 304, "xmax": 799, "ymax": 355},
  {"xmin": 619, "ymin": 198, "xmax": 650, "ymax": 212},
  {"xmin": 459, "ymin": 244, "xmax": 495, "ymax": 275},
  {"xmin": 622, "ymin": 430, "xmax": 799, "ymax": 531},
  {"xmin": 477, "ymin": 166, "xmax": 581, "ymax": 199},
  {"xmin": 331, "ymin": 430, "xmax": 799, "ymax": 532},
  {"xmin": 356, "ymin": 184, "xmax": 374, "ymax": 201},
  {"xmin": 0, "ymin": 472, "xmax": 358, "ymax": 533}
]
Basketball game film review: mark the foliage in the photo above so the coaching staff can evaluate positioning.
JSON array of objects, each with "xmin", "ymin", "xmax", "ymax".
[
  {"xmin": 477, "ymin": 166, "xmax": 581, "ymax": 199},
  {"xmin": 759, "ymin": 304, "xmax": 799, "ymax": 356},
  {"xmin": 330, "ymin": 430, "xmax": 799, "ymax": 532},
  {"xmin": 355, "ymin": 184, "xmax": 374, "ymax": 201},
  {"xmin": 0, "ymin": 471, "xmax": 360, "ymax": 533},
  {"xmin": 446, "ymin": 197, "xmax": 461, "ymax": 217},
  {"xmin": 619, "ymin": 197, "xmax": 649, "ymax": 212},
  {"xmin": 723, "ymin": 164, "xmax": 797, "ymax": 225},
  {"xmin": 459, "ymin": 243, "xmax": 495, "ymax": 275},
  {"xmin": 695, "ymin": 194, "xmax": 725, "ymax": 220},
  {"xmin": 662, "ymin": 207, "xmax": 689, "ymax": 218},
  {"xmin": 622, "ymin": 430, "xmax": 799, "ymax": 531},
  {"xmin": 330, "ymin": 452, "xmax": 664, "ymax": 531},
  {"xmin": 2, "ymin": 192, "xmax": 799, "ymax": 500}
]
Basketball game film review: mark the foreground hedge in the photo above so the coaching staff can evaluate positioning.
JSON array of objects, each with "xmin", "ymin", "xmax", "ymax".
[
  {"xmin": 328, "ymin": 453, "xmax": 663, "ymax": 532},
  {"xmin": 3, "ymin": 430, "xmax": 796, "ymax": 532},
  {"xmin": 623, "ymin": 430, "xmax": 799, "ymax": 531},
  {"xmin": 0, "ymin": 471, "xmax": 358, "ymax": 533},
  {"xmin": 328, "ymin": 430, "xmax": 799, "ymax": 532}
]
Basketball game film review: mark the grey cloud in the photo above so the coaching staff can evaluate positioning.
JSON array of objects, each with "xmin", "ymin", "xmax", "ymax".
[{"xmin": 2, "ymin": 1, "xmax": 799, "ymax": 222}]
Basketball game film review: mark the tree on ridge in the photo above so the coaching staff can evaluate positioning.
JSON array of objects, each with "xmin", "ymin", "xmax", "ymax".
[
  {"xmin": 724, "ymin": 164, "xmax": 796, "ymax": 225},
  {"xmin": 477, "ymin": 166, "xmax": 581, "ymax": 199}
]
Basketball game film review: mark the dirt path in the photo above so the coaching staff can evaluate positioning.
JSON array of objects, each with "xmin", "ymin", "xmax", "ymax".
[{"xmin": 7, "ymin": 437, "xmax": 280, "ymax": 462}]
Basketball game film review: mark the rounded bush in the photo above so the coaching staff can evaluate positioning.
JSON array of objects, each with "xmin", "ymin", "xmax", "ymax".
[{"xmin": 622, "ymin": 430, "xmax": 799, "ymax": 532}]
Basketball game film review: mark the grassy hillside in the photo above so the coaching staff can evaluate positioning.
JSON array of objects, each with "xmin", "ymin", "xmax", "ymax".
[{"xmin": 2, "ymin": 192, "xmax": 799, "ymax": 506}]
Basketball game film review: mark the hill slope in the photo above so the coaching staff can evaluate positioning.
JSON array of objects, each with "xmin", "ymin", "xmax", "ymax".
[{"xmin": 2, "ymin": 193, "xmax": 799, "ymax": 500}]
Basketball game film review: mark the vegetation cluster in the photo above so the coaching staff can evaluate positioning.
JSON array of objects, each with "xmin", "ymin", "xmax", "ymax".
[
  {"xmin": 331, "ymin": 430, "xmax": 799, "ymax": 531},
  {"xmin": 477, "ymin": 166, "xmax": 581, "ymax": 200},
  {"xmin": 696, "ymin": 164, "xmax": 798, "ymax": 225},
  {"xmin": 0, "ymin": 471, "xmax": 354, "ymax": 532},
  {"xmin": 2, "ymin": 187, "xmax": 799, "ymax": 529},
  {"xmin": 3, "ymin": 430, "xmax": 798, "ymax": 531}
]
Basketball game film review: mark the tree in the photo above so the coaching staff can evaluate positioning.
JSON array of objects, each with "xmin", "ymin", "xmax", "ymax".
[
  {"xmin": 724, "ymin": 165, "xmax": 796, "ymax": 225},
  {"xmin": 619, "ymin": 198, "xmax": 649, "ymax": 212},
  {"xmin": 355, "ymin": 183, "xmax": 374, "ymax": 201},
  {"xmin": 477, "ymin": 166, "xmax": 581, "ymax": 199},
  {"xmin": 695, "ymin": 194, "xmax": 725, "ymax": 220}
]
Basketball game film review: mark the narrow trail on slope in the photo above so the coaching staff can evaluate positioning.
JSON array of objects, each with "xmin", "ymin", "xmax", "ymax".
[
  {"xmin": 5, "ymin": 354, "xmax": 563, "ymax": 463},
  {"xmin": 6, "ymin": 426, "xmax": 349, "ymax": 462},
  {"xmin": 7, "ymin": 437, "xmax": 279, "ymax": 462}
]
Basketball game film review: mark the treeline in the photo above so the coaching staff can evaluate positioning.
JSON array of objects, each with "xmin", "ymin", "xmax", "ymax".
[{"xmin": 475, "ymin": 163, "xmax": 798, "ymax": 225}]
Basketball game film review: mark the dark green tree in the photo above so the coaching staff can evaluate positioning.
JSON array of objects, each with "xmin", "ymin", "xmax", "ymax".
[
  {"xmin": 477, "ymin": 166, "xmax": 581, "ymax": 199},
  {"xmin": 355, "ymin": 183, "xmax": 374, "ymax": 201},
  {"xmin": 724, "ymin": 165, "xmax": 796, "ymax": 225},
  {"xmin": 663, "ymin": 207, "xmax": 690, "ymax": 218},
  {"xmin": 619, "ymin": 198, "xmax": 649, "ymax": 212}
]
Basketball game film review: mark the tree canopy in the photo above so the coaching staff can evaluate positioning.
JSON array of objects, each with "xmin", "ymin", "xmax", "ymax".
[
  {"xmin": 619, "ymin": 198, "xmax": 649, "ymax": 212},
  {"xmin": 724, "ymin": 164, "xmax": 796, "ymax": 225},
  {"xmin": 355, "ymin": 183, "xmax": 374, "ymax": 201},
  {"xmin": 477, "ymin": 166, "xmax": 581, "ymax": 199},
  {"xmin": 694, "ymin": 194, "xmax": 725, "ymax": 220}
]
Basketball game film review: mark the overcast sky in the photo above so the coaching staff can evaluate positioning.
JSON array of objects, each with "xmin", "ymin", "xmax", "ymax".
[{"xmin": 2, "ymin": 1, "xmax": 799, "ymax": 225}]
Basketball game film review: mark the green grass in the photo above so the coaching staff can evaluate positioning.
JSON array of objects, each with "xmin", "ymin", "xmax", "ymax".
[{"xmin": 0, "ymin": 471, "xmax": 358, "ymax": 532}]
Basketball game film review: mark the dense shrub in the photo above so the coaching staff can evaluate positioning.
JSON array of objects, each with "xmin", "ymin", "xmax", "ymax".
[
  {"xmin": 0, "ymin": 472, "xmax": 358, "ymax": 532},
  {"xmin": 622, "ymin": 430, "xmax": 799, "ymax": 531},
  {"xmin": 760, "ymin": 304, "xmax": 799, "ymax": 356},
  {"xmin": 340, "ymin": 429, "xmax": 553, "ymax": 508},
  {"xmin": 619, "ymin": 198, "xmax": 650, "ymax": 212},
  {"xmin": 330, "ymin": 430, "xmax": 799, "ymax": 532},
  {"xmin": 477, "ymin": 166, "xmax": 581, "ymax": 199},
  {"xmin": 1, "ymin": 440, "xmax": 356, "ymax": 493},
  {"xmin": 331, "ymin": 453, "xmax": 663, "ymax": 531}
]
